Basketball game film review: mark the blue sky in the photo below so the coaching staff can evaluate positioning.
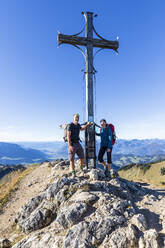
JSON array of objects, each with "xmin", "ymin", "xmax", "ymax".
[{"xmin": 0, "ymin": 0, "xmax": 165, "ymax": 141}]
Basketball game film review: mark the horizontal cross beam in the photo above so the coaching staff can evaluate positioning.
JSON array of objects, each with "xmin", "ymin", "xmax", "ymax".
[{"xmin": 58, "ymin": 33, "xmax": 119, "ymax": 50}]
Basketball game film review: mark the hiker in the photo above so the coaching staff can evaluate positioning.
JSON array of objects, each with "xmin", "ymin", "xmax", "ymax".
[
  {"xmin": 96, "ymin": 119, "xmax": 113, "ymax": 177},
  {"xmin": 67, "ymin": 114, "xmax": 90, "ymax": 177}
]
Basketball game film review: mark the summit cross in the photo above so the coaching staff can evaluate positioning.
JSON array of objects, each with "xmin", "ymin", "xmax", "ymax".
[{"xmin": 57, "ymin": 11, "xmax": 119, "ymax": 168}]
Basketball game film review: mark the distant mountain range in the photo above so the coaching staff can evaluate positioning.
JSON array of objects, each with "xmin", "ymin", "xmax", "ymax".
[
  {"xmin": 18, "ymin": 139, "xmax": 165, "ymax": 168},
  {"xmin": 0, "ymin": 139, "xmax": 165, "ymax": 169},
  {"xmin": 112, "ymin": 139, "xmax": 165, "ymax": 167},
  {"xmin": 0, "ymin": 142, "xmax": 48, "ymax": 165},
  {"xmin": 113, "ymin": 139, "xmax": 165, "ymax": 156}
]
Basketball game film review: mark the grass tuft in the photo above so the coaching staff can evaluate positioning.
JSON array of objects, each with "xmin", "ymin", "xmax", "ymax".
[{"xmin": 160, "ymin": 167, "xmax": 165, "ymax": 176}]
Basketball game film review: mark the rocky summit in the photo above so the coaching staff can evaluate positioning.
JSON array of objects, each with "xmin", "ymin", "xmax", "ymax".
[{"xmin": 0, "ymin": 160, "xmax": 165, "ymax": 248}]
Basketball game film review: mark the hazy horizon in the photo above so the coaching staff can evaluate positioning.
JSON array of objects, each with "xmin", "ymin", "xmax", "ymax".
[{"xmin": 0, "ymin": 138, "xmax": 165, "ymax": 143}]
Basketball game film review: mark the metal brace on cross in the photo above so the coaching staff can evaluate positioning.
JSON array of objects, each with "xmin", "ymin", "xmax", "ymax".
[{"xmin": 57, "ymin": 11, "xmax": 119, "ymax": 168}]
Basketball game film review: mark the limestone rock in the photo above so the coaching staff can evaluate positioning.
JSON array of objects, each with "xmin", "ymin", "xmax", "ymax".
[
  {"xmin": 89, "ymin": 168, "xmax": 105, "ymax": 180},
  {"xmin": 63, "ymin": 221, "xmax": 93, "ymax": 248},
  {"xmin": 138, "ymin": 229, "xmax": 159, "ymax": 248},
  {"xmin": 56, "ymin": 202, "xmax": 87, "ymax": 228},
  {"xmin": 46, "ymin": 176, "xmax": 70, "ymax": 199},
  {"xmin": 19, "ymin": 201, "xmax": 57, "ymax": 233},
  {"xmin": 55, "ymin": 187, "xmax": 69, "ymax": 204},
  {"xmin": 89, "ymin": 215, "xmax": 126, "ymax": 245},
  {"xmin": 102, "ymin": 224, "xmax": 138, "ymax": 248},
  {"xmin": 11, "ymin": 166, "xmax": 163, "ymax": 248},
  {"xmin": 69, "ymin": 191, "xmax": 97, "ymax": 204},
  {"xmin": 12, "ymin": 232, "xmax": 64, "ymax": 248},
  {"xmin": 14, "ymin": 192, "xmax": 46, "ymax": 223},
  {"xmin": 131, "ymin": 214, "xmax": 147, "ymax": 231},
  {"xmin": 51, "ymin": 160, "xmax": 69, "ymax": 169},
  {"xmin": 112, "ymin": 199, "xmax": 130, "ymax": 215}
]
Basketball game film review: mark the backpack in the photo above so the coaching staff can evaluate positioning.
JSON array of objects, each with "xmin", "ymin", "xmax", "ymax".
[
  {"xmin": 106, "ymin": 124, "xmax": 116, "ymax": 145},
  {"xmin": 60, "ymin": 123, "xmax": 82, "ymax": 143},
  {"xmin": 60, "ymin": 123, "xmax": 70, "ymax": 142}
]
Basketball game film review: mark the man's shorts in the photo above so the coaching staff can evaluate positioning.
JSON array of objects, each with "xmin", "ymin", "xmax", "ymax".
[{"xmin": 68, "ymin": 142, "xmax": 84, "ymax": 161}]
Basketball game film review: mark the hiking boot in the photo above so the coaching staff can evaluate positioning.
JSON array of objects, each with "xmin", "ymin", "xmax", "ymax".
[
  {"xmin": 104, "ymin": 170, "xmax": 111, "ymax": 178},
  {"xmin": 71, "ymin": 170, "xmax": 76, "ymax": 178},
  {"xmin": 104, "ymin": 166, "xmax": 108, "ymax": 177},
  {"xmin": 80, "ymin": 164, "xmax": 85, "ymax": 172},
  {"xmin": 107, "ymin": 171, "xmax": 111, "ymax": 178}
]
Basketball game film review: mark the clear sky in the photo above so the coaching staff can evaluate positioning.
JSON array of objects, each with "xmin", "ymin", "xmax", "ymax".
[{"xmin": 0, "ymin": 0, "xmax": 165, "ymax": 141}]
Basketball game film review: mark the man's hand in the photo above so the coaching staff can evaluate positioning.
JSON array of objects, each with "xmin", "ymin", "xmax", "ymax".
[
  {"xmin": 107, "ymin": 149, "xmax": 111, "ymax": 153},
  {"xmin": 87, "ymin": 121, "xmax": 91, "ymax": 126},
  {"xmin": 81, "ymin": 122, "xmax": 91, "ymax": 131}
]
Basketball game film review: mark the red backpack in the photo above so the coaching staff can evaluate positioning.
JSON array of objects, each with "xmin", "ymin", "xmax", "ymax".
[{"xmin": 106, "ymin": 124, "xmax": 116, "ymax": 145}]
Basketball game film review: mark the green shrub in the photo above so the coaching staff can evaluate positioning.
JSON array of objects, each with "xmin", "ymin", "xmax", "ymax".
[
  {"xmin": 136, "ymin": 163, "xmax": 151, "ymax": 174},
  {"xmin": 118, "ymin": 163, "xmax": 135, "ymax": 171},
  {"xmin": 160, "ymin": 167, "xmax": 165, "ymax": 176}
]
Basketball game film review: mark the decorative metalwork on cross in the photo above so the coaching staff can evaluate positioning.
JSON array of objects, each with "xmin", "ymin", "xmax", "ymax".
[{"xmin": 57, "ymin": 11, "xmax": 119, "ymax": 168}]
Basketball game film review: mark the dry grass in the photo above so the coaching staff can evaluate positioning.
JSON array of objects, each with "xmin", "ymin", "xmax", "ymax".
[
  {"xmin": 10, "ymin": 234, "xmax": 26, "ymax": 247},
  {"xmin": 119, "ymin": 160, "xmax": 165, "ymax": 188},
  {"xmin": 0, "ymin": 163, "xmax": 40, "ymax": 212}
]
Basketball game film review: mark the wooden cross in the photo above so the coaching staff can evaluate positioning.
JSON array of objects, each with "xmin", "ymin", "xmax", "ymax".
[{"xmin": 57, "ymin": 11, "xmax": 119, "ymax": 168}]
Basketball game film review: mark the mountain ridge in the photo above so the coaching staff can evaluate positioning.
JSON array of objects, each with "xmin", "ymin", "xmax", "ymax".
[
  {"xmin": 0, "ymin": 142, "xmax": 48, "ymax": 165},
  {"xmin": 118, "ymin": 159, "xmax": 165, "ymax": 187},
  {"xmin": 1, "ymin": 139, "xmax": 165, "ymax": 170},
  {"xmin": 0, "ymin": 160, "xmax": 165, "ymax": 247}
]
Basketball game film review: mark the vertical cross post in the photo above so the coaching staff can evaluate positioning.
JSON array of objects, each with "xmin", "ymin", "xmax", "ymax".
[
  {"xmin": 85, "ymin": 12, "xmax": 94, "ymax": 122},
  {"xmin": 84, "ymin": 12, "xmax": 96, "ymax": 168}
]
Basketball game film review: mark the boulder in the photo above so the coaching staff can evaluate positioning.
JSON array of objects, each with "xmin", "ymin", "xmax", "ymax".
[
  {"xmin": 69, "ymin": 191, "xmax": 97, "ymax": 204},
  {"xmin": 19, "ymin": 201, "xmax": 57, "ymax": 233},
  {"xmin": 89, "ymin": 168, "xmax": 105, "ymax": 180},
  {"xmin": 89, "ymin": 215, "xmax": 126, "ymax": 245},
  {"xmin": 56, "ymin": 202, "xmax": 88, "ymax": 228},
  {"xmin": 14, "ymin": 192, "xmax": 46, "ymax": 223},
  {"xmin": 12, "ymin": 232, "xmax": 64, "ymax": 248},
  {"xmin": 63, "ymin": 221, "xmax": 93, "ymax": 248},
  {"xmin": 131, "ymin": 214, "xmax": 147, "ymax": 231},
  {"xmin": 46, "ymin": 177, "xmax": 70, "ymax": 199},
  {"xmin": 102, "ymin": 224, "xmax": 138, "ymax": 248},
  {"xmin": 138, "ymin": 229, "xmax": 159, "ymax": 248}
]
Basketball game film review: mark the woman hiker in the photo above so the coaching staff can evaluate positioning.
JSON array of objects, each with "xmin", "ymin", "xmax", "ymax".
[{"xmin": 96, "ymin": 119, "xmax": 113, "ymax": 177}]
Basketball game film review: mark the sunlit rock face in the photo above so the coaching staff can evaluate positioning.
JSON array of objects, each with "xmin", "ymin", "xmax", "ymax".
[{"xmin": 10, "ymin": 160, "xmax": 163, "ymax": 248}]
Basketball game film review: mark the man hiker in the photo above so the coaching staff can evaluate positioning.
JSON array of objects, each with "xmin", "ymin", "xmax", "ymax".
[
  {"xmin": 67, "ymin": 113, "xmax": 90, "ymax": 177},
  {"xmin": 96, "ymin": 119, "xmax": 113, "ymax": 177}
]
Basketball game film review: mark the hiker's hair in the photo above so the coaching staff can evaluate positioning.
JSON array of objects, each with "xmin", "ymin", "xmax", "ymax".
[
  {"xmin": 100, "ymin": 119, "xmax": 106, "ymax": 123},
  {"xmin": 73, "ymin": 113, "xmax": 80, "ymax": 118}
]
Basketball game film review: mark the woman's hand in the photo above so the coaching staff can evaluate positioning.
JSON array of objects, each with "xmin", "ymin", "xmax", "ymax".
[{"xmin": 107, "ymin": 149, "xmax": 111, "ymax": 152}]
